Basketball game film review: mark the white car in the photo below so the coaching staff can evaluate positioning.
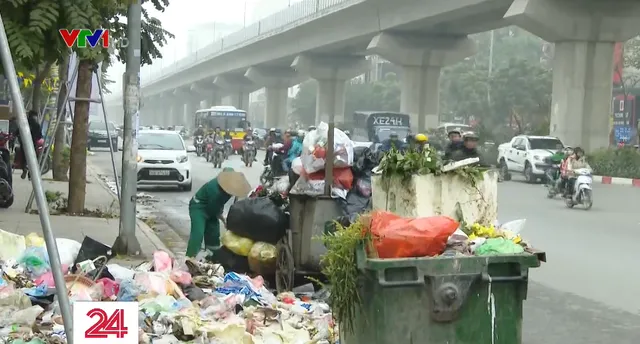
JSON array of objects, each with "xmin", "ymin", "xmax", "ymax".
[
  {"xmin": 497, "ymin": 135, "xmax": 564, "ymax": 183},
  {"xmin": 136, "ymin": 130, "xmax": 195, "ymax": 191}
]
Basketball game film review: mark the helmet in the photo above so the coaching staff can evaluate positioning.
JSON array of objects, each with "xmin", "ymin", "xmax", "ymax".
[
  {"xmin": 563, "ymin": 146, "xmax": 573, "ymax": 154},
  {"xmin": 389, "ymin": 131, "xmax": 398, "ymax": 138},
  {"xmin": 574, "ymin": 147, "xmax": 584, "ymax": 155},
  {"xmin": 463, "ymin": 132, "xmax": 479, "ymax": 140},
  {"xmin": 198, "ymin": 125, "xmax": 203, "ymax": 128},
  {"xmin": 415, "ymin": 133, "xmax": 428, "ymax": 142},
  {"xmin": 308, "ymin": 125, "xmax": 316, "ymax": 131},
  {"xmin": 297, "ymin": 129, "xmax": 305, "ymax": 137},
  {"xmin": 269, "ymin": 128, "xmax": 276, "ymax": 132},
  {"xmin": 448, "ymin": 128, "xmax": 462, "ymax": 136},
  {"xmin": 344, "ymin": 130, "xmax": 351, "ymax": 136}
]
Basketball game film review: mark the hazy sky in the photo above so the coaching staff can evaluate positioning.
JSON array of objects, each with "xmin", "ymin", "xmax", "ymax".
[{"xmin": 109, "ymin": 0, "xmax": 277, "ymax": 96}]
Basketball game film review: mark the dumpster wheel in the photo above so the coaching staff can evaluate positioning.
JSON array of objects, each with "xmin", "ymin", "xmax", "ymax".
[{"xmin": 275, "ymin": 237, "xmax": 294, "ymax": 293}]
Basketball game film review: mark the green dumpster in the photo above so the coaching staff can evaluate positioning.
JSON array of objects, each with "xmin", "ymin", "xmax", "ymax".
[{"xmin": 341, "ymin": 246, "xmax": 545, "ymax": 344}]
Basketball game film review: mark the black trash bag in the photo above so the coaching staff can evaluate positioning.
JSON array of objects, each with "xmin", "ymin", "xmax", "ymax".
[
  {"xmin": 226, "ymin": 197, "xmax": 287, "ymax": 244},
  {"xmin": 85, "ymin": 265, "xmax": 115, "ymax": 281},
  {"xmin": 71, "ymin": 236, "xmax": 115, "ymax": 273},
  {"xmin": 209, "ymin": 246, "xmax": 251, "ymax": 274},
  {"xmin": 339, "ymin": 191, "xmax": 372, "ymax": 223},
  {"xmin": 181, "ymin": 284, "xmax": 207, "ymax": 301}
]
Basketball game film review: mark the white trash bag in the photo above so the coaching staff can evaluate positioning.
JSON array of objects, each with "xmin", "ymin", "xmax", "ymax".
[{"xmin": 300, "ymin": 122, "xmax": 354, "ymax": 174}]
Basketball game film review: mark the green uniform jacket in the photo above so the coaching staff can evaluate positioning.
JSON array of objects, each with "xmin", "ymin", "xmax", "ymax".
[
  {"xmin": 186, "ymin": 178, "xmax": 231, "ymax": 257},
  {"xmin": 549, "ymin": 152, "xmax": 565, "ymax": 164}
]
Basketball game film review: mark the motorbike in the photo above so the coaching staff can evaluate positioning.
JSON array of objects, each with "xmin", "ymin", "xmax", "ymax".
[
  {"xmin": 0, "ymin": 131, "xmax": 14, "ymax": 208},
  {"xmin": 243, "ymin": 140, "xmax": 255, "ymax": 167},
  {"xmin": 224, "ymin": 138, "xmax": 233, "ymax": 159},
  {"xmin": 195, "ymin": 136, "xmax": 204, "ymax": 156},
  {"xmin": 205, "ymin": 140, "xmax": 214, "ymax": 162},
  {"xmin": 565, "ymin": 168, "xmax": 593, "ymax": 210},
  {"xmin": 13, "ymin": 138, "xmax": 50, "ymax": 178},
  {"xmin": 260, "ymin": 143, "xmax": 286, "ymax": 187},
  {"xmin": 212, "ymin": 139, "xmax": 225, "ymax": 168}
]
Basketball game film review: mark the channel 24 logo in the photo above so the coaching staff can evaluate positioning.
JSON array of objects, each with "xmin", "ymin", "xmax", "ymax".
[{"xmin": 73, "ymin": 302, "xmax": 138, "ymax": 343}]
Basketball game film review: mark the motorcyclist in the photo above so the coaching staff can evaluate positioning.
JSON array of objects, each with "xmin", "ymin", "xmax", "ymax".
[
  {"xmin": 212, "ymin": 127, "xmax": 223, "ymax": 142},
  {"xmin": 242, "ymin": 129, "xmax": 258, "ymax": 161},
  {"xmin": 194, "ymin": 125, "xmax": 205, "ymax": 137},
  {"xmin": 380, "ymin": 132, "xmax": 405, "ymax": 153},
  {"xmin": 443, "ymin": 128, "xmax": 463, "ymax": 160},
  {"xmin": 263, "ymin": 128, "xmax": 277, "ymax": 165},
  {"xmin": 545, "ymin": 145, "xmax": 567, "ymax": 190},
  {"xmin": 405, "ymin": 132, "xmax": 415, "ymax": 150},
  {"xmin": 449, "ymin": 132, "xmax": 485, "ymax": 164},
  {"xmin": 283, "ymin": 130, "xmax": 304, "ymax": 172},
  {"xmin": 559, "ymin": 147, "xmax": 574, "ymax": 194},
  {"xmin": 564, "ymin": 147, "xmax": 590, "ymax": 198},
  {"xmin": 14, "ymin": 110, "xmax": 43, "ymax": 179},
  {"xmin": 414, "ymin": 133, "xmax": 428, "ymax": 152},
  {"xmin": 224, "ymin": 130, "xmax": 232, "ymax": 140}
]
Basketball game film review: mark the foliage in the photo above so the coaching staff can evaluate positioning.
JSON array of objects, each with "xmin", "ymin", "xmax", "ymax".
[
  {"xmin": 317, "ymin": 219, "xmax": 370, "ymax": 333},
  {"xmin": 587, "ymin": 147, "xmax": 640, "ymax": 179},
  {"xmin": 624, "ymin": 36, "xmax": 640, "ymax": 71},
  {"xmin": 378, "ymin": 147, "xmax": 486, "ymax": 188}
]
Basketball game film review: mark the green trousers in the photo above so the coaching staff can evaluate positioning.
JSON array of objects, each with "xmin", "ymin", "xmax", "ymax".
[{"xmin": 186, "ymin": 204, "xmax": 221, "ymax": 257}]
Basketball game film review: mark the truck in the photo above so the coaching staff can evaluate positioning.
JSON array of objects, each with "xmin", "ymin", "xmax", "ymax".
[{"xmin": 497, "ymin": 135, "xmax": 564, "ymax": 183}]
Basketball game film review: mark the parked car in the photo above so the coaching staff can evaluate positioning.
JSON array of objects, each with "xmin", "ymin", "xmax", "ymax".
[
  {"xmin": 88, "ymin": 121, "xmax": 118, "ymax": 151},
  {"xmin": 136, "ymin": 130, "xmax": 196, "ymax": 191}
]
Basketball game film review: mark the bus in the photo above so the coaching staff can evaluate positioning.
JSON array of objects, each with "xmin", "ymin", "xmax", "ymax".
[
  {"xmin": 350, "ymin": 111, "xmax": 411, "ymax": 143},
  {"xmin": 194, "ymin": 106, "xmax": 251, "ymax": 151}
]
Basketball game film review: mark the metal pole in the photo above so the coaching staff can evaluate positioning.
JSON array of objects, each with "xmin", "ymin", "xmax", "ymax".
[
  {"xmin": 487, "ymin": 30, "xmax": 494, "ymax": 106},
  {"xmin": 24, "ymin": 58, "xmax": 80, "ymax": 212},
  {"xmin": 113, "ymin": 1, "xmax": 142, "ymax": 255},
  {"xmin": 0, "ymin": 14, "xmax": 74, "ymax": 341},
  {"xmin": 95, "ymin": 66, "xmax": 121, "ymax": 201}
]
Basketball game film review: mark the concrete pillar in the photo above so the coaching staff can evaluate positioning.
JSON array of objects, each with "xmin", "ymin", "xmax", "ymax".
[
  {"xmin": 213, "ymin": 74, "xmax": 258, "ymax": 110},
  {"xmin": 265, "ymin": 87, "xmax": 289, "ymax": 128},
  {"xmin": 504, "ymin": 0, "xmax": 640, "ymax": 151},
  {"xmin": 292, "ymin": 54, "xmax": 369, "ymax": 125},
  {"xmin": 245, "ymin": 66, "xmax": 301, "ymax": 128},
  {"xmin": 227, "ymin": 91, "xmax": 250, "ymax": 109},
  {"xmin": 190, "ymin": 82, "xmax": 221, "ymax": 108},
  {"xmin": 315, "ymin": 79, "xmax": 345, "ymax": 124},
  {"xmin": 367, "ymin": 32, "xmax": 476, "ymax": 132},
  {"xmin": 185, "ymin": 97, "xmax": 199, "ymax": 130}
]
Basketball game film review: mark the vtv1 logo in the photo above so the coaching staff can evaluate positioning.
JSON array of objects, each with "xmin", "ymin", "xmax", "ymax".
[{"xmin": 59, "ymin": 29, "xmax": 129, "ymax": 50}]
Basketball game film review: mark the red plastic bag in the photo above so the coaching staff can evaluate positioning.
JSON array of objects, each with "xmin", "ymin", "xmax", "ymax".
[
  {"xmin": 306, "ymin": 167, "xmax": 354, "ymax": 190},
  {"xmin": 369, "ymin": 211, "xmax": 459, "ymax": 258}
]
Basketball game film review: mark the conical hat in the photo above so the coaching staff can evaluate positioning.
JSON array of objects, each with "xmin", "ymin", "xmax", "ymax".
[{"xmin": 217, "ymin": 170, "xmax": 251, "ymax": 198}]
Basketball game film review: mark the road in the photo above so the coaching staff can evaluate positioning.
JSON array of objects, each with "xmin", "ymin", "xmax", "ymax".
[{"xmin": 88, "ymin": 148, "xmax": 640, "ymax": 343}]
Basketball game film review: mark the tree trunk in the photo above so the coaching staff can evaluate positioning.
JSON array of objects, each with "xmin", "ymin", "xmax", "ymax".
[
  {"xmin": 52, "ymin": 55, "xmax": 70, "ymax": 181},
  {"xmin": 30, "ymin": 62, "xmax": 52, "ymax": 113},
  {"xmin": 67, "ymin": 60, "xmax": 93, "ymax": 214}
]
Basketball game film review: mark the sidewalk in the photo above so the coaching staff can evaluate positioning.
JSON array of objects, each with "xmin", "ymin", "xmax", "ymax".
[{"xmin": 0, "ymin": 168, "xmax": 170, "ymax": 259}]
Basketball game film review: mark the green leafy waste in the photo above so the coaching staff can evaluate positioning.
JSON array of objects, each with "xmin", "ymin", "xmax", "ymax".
[
  {"xmin": 315, "ymin": 219, "xmax": 371, "ymax": 334},
  {"xmin": 378, "ymin": 146, "xmax": 487, "ymax": 188}
]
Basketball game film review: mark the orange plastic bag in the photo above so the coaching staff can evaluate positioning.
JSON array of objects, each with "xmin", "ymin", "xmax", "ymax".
[
  {"xmin": 306, "ymin": 167, "xmax": 354, "ymax": 190},
  {"xmin": 369, "ymin": 211, "xmax": 459, "ymax": 258}
]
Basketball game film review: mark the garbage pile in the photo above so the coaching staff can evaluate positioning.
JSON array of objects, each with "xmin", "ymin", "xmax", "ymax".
[
  {"xmin": 0, "ymin": 229, "xmax": 337, "ymax": 343},
  {"xmin": 289, "ymin": 122, "xmax": 355, "ymax": 198},
  {"xmin": 364, "ymin": 211, "xmax": 533, "ymax": 259}
]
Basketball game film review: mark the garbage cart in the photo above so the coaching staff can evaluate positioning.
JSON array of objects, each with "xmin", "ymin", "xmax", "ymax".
[
  {"xmin": 275, "ymin": 194, "xmax": 341, "ymax": 292},
  {"xmin": 341, "ymin": 246, "xmax": 546, "ymax": 344}
]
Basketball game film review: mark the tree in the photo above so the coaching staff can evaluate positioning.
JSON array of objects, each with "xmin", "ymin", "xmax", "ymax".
[
  {"xmin": 65, "ymin": 0, "xmax": 173, "ymax": 214},
  {"xmin": 3, "ymin": 0, "xmax": 173, "ymax": 213}
]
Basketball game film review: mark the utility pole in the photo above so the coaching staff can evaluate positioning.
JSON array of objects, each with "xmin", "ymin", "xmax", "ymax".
[{"xmin": 113, "ymin": 1, "xmax": 142, "ymax": 255}]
